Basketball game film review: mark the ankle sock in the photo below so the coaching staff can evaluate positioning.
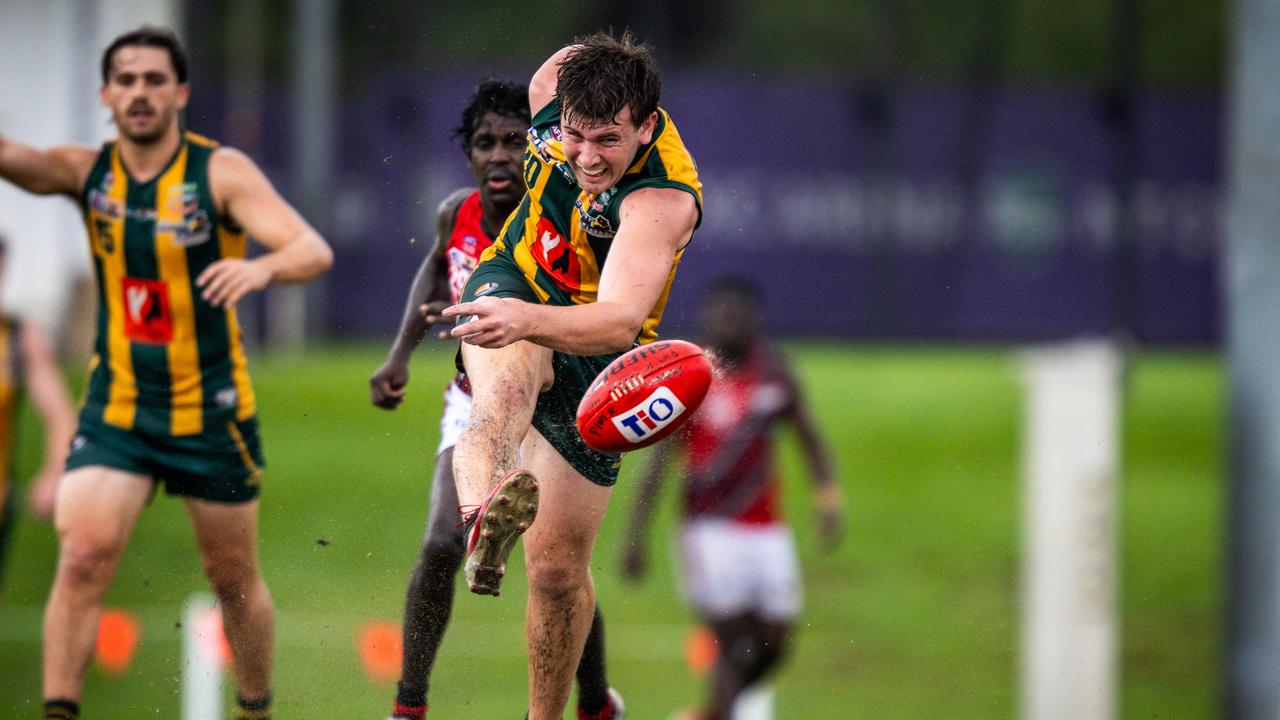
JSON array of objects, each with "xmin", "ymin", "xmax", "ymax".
[{"xmin": 43, "ymin": 700, "xmax": 79, "ymax": 720}]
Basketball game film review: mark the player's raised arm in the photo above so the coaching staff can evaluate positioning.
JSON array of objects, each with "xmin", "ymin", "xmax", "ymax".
[
  {"xmin": 0, "ymin": 136, "xmax": 95, "ymax": 198},
  {"xmin": 529, "ymin": 45, "xmax": 577, "ymax": 116},
  {"xmin": 621, "ymin": 437, "xmax": 681, "ymax": 582},
  {"xmin": 198, "ymin": 147, "xmax": 333, "ymax": 308}
]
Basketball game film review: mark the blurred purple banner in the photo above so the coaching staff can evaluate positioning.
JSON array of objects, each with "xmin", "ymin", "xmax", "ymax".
[{"xmin": 217, "ymin": 74, "xmax": 1220, "ymax": 344}]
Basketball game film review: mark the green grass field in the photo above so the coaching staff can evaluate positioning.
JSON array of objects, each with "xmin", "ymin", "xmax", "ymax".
[{"xmin": 0, "ymin": 343, "xmax": 1222, "ymax": 719}]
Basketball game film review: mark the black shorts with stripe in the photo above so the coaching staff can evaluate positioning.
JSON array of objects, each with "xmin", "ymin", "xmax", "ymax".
[
  {"xmin": 65, "ymin": 413, "xmax": 265, "ymax": 503},
  {"xmin": 459, "ymin": 257, "xmax": 623, "ymax": 487}
]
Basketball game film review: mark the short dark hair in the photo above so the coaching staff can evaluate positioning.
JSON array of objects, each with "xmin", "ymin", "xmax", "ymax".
[
  {"xmin": 452, "ymin": 79, "xmax": 531, "ymax": 153},
  {"xmin": 101, "ymin": 26, "xmax": 188, "ymax": 85},
  {"xmin": 556, "ymin": 30, "xmax": 660, "ymax": 128}
]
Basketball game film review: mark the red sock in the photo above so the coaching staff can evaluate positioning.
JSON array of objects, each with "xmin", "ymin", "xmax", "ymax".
[
  {"xmin": 577, "ymin": 702, "xmax": 615, "ymax": 720},
  {"xmin": 392, "ymin": 701, "xmax": 427, "ymax": 720}
]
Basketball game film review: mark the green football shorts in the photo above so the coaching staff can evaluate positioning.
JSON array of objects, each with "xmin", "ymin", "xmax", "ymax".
[
  {"xmin": 459, "ymin": 257, "xmax": 623, "ymax": 487},
  {"xmin": 65, "ymin": 414, "xmax": 265, "ymax": 503}
]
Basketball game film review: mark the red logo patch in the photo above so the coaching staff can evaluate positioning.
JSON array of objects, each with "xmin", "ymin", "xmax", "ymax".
[
  {"xmin": 532, "ymin": 217, "xmax": 580, "ymax": 294},
  {"xmin": 121, "ymin": 277, "xmax": 173, "ymax": 344}
]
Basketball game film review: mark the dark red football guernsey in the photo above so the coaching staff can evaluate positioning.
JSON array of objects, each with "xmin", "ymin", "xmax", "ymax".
[
  {"xmin": 445, "ymin": 191, "xmax": 494, "ymax": 304},
  {"xmin": 680, "ymin": 343, "xmax": 799, "ymax": 525}
]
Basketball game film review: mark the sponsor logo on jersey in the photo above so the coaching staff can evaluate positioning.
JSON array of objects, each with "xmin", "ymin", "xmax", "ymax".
[
  {"xmin": 575, "ymin": 188, "xmax": 618, "ymax": 238},
  {"xmin": 160, "ymin": 211, "xmax": 212, "ymax": 247},
  {"xmin": 447, "ymin": 247, "xmax": 481, "ymax": 301},
  {"xmin": 532, "ymin": 217, "xmax": 580, "ymax": 293},
  {"xmin": 121, "ymin": 277, "xmax": 173, "ymax": 344},
  {"xmin": 612, "ymin": 386, "xmax": 687, "ymax": 443},
  {"xmin": 160, "ymin": 183, "xmax": 212, "ymax": 246},
  {"xmin": 529, "ymin": 128, "xmax": 559, "ymax": 165},
  {"xmin": 215, "ymin": 387, "xmax": 238, "ymax": 408},
  {"xmin": 474, "ymin": 282, "xmax": 499, "ymax": 297},
  {"xmin": 88, "ymin": 189, "xmax": 125, "ymax": 219}
]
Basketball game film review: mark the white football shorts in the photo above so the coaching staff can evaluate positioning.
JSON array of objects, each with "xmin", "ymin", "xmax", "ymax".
[
  {"xmin": 436, "ymin": 380, "xmax": 473, "ymax": 455},
  {"xmin": 678, "ymin": 517, "xmax": 801, "ymax": 621}
]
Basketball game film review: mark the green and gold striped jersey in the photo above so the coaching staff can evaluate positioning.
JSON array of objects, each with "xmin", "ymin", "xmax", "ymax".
[
  {"xmin": 79, "ymin": 131, "xmax": 255, "ymax": 437},
  {"xmin": 484, "ymin": 98, "xmax": 703, "ymax": 344}
]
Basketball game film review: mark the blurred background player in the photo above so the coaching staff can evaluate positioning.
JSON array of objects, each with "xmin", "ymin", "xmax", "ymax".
[
  {"xmin": 0, "ymin": 233, "xmax": 77, "ymax": 599},
  {"xmin": 369, "ymin": 79, "xmax": 623, "ymax": 720},
  {"xmin": 0, "ymin": 26, "xmax": 332, "ymax": 720},
  {"xmin": 437, "ymin": 32, "xmax": 701, "ymax": 720},
  {"xmin": 621, "ymin": 277, "xmax": 845, "ymax": 720}
]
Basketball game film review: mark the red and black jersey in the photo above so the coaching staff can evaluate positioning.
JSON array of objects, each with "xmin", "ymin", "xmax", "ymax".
[
  {"xmin": 445, "ymin": 191, "xmax": 495, "ymax": 304},
  {"xmin": 444, "ymin": 191, "xmax": 495, "ymax": 394},
  {"xmin": 680, "ymin": 343, "xmax": 799, "ymax": 525}
]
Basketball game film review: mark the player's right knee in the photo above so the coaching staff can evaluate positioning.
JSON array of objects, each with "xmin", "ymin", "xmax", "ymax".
[
  {"xmin": 57, "ymin": 537, "xmax": 123, "ymax": 585},
  {"xmin": 525, "ymin": 554, "xmax": 587, "ymax": 600}
]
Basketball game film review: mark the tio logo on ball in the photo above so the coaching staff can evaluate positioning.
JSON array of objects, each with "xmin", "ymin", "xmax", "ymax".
[{"xmin": 612, "ymin": 386, "xmax": 687, "ymax": 443}]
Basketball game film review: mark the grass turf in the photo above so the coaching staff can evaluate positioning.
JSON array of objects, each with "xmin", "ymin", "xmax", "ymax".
[{"xmin": 0, "ymin": 342, "xmax": 1222, "ymax": 718}]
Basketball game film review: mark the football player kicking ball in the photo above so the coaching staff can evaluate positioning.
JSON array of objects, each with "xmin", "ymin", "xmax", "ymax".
[
  {"xmin": 369, "ymin": 79, "xmax": 622, "ymax": 720},
  {"xmin": 621, "ymin": 278, "xmax": 845, "ymax": 720},
  {"xmin": 431, "ymin": 32, "xmax": 703, "ymax": 720}
]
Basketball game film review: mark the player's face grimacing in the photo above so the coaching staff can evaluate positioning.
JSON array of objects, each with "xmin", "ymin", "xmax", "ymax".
[
  {"xmin": 469, "ymin": 112, "xmax": 528, "ymax": 213},
  {"xmin": 560, "ymin": 105, "xmax": 657, "ymax": 195},
  {"xmin": 100, "ymin": 46, "xmax": 189, "ymax": 145}
]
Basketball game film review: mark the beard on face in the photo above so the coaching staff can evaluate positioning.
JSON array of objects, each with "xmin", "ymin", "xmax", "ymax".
[{"xmin": 118, "ymin": 104, "xmax": 173, "ymax": 145}]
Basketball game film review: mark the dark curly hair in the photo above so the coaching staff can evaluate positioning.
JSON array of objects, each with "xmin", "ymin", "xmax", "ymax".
[
  {"xmin": 556, "ymin": 30, "xmax": 660, "ymax": 128},
  {"xmin": 101, "ymin": 26, "xmax": 188, "ymax": 84},
  {"xmin": 452, "ymin": 79, "xmax": 531, "ymax": 153}
]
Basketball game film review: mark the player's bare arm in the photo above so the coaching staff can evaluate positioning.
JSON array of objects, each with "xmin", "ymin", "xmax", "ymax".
[
  {"xmin": 370, "ymin": 188, "xmax": 470, "ymax": 410},
  {"xmin": 621, "ymin": 437, "xmax": 679, "ymax": 582},
  {"xmin": 198, "ymin": 147, "xmax": 333, "ymax": 308},
  {"xmin": 0, "ymin": 136, "xmax": 96, "ymax": 198},
  {"xmin": 528, "ymin": 45, "xmax": 577, "ymax": 116},
  {"xmin": 445, "ymin": 187, "xmax": 697, "ymax": 353},
  {"xmin": 790, "ymin": 385, "xmax": 845, "ymax": 547},
  {"xmin": 20, "ymin": 322, "xmax": 76, "ymax": 520}
]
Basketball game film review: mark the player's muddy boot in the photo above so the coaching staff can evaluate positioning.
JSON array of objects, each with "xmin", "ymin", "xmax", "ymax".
[{"xmin": 461, "ymin": 470, "xmax": 539, "ymax": 596}]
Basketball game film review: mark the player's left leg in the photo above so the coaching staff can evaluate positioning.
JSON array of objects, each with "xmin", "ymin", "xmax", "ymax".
[
  {"xmin": 186, "ymin": 497, "xmax": 274, "ymax": 718},
  {"xmin": 520, "ymin": 427, "xmax": 611, "ymax": 720},
  {"xmin": 393, "ymin": 446, "xmax": 466, "ymax": 719},
  {"xmin": 739, "ymin": 615, "xmax": 791, "ymax": 688},
  {"xmin": 705, "ymin": 614, "xmax": 758, "ymax": 720},
  {"xmin": 575, "ymin": 605, "xmax": 624, "ymax": 720}
]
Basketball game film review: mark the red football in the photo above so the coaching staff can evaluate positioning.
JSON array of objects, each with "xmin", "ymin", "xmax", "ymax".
[{"xmin": 576, "ymin": 339, "xmax": 713, "ymax": 453}]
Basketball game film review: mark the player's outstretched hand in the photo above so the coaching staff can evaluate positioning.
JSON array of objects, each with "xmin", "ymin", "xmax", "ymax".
[
  {"xmin": 443, "ymin": 297, "xmax": 528, "ymax": 349},
  {"xmin": 418, "ymin": 300, "xmax": 454, "ymax": 340},
  {"xmin": 370, "ymin": 359, "xmax": 409, "ymax": 410},
  {"xmin": 816, "ymin": 483, "xmax": 845, "ymax": 552},
  {"xmin": 621, "ymin": 543, "xmax": 649, "ymax": 583},
  {"xmin": 818, "ymin": 507, "xmax": 845, "ymax": 552},
  {"xmin": 197, "ymin": 258, "xmax": 271, "ymax": 308}
]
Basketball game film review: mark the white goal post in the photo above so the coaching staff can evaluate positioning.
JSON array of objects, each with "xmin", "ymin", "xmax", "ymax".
[{"xmin": 1020, "ymin": 340, "xmax": 1123, "ymax": 720}]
